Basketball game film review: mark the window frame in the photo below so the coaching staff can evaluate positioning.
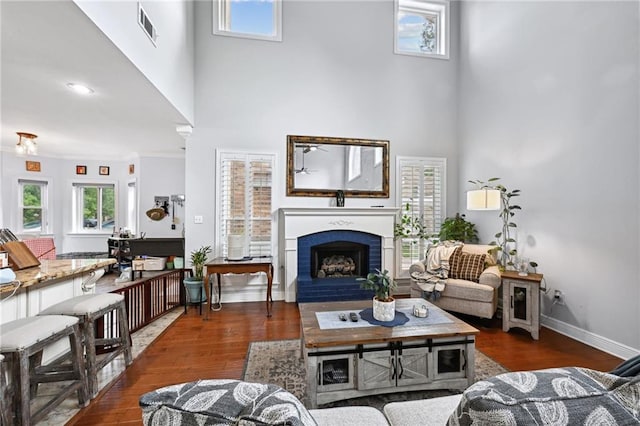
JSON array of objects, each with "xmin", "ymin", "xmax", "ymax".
[
  {"xmin": 395, "ymin": 156, "xmax": 447, "ymax": 277},
  {"xmin": 215, "ymin": 150, "xmax": 275, "ymax": 260},
  {"xmin": 126, "ymin": 179, "xmax": 138, "ymax": 235},
  {"xmin": 18, "ymin": 178, "xmax": 50, "ymax": 235},
  {"xmin": 72, "ymin": 181, "xmax": 118, "ymax": 234},
  {"xmin": 213, "ymin": 0, "xmax": 283, "ymax": 42},
  {"xmin": 394, "ymin": 0, "xmax": 450, "ymax": 60}
]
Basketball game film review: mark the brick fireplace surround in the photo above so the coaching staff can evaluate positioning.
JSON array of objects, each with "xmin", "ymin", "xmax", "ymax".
[{"xmin": 278, "ymin": 207, "xmax": 398, "ymax": 303}]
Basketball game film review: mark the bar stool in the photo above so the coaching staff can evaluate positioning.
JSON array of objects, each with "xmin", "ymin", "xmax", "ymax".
[
  {"xmin": 0, "ymin": 354, "xmax": 9, "ymax": 426},
  {"xmin": 0, "ymin": 315, "xmax": 89, "ymax": 425},
  {"xmin": 39, "ymin": 293, "xmax": 133, "ymax": 398}
]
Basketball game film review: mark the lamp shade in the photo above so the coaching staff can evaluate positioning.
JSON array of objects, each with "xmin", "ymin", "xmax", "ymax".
[{"xmin": 467, "ymin": 189, "xmax": 501, "ymax": 210}]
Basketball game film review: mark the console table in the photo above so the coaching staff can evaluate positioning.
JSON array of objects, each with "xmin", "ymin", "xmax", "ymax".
[{"xmin": 202, "ymin": 257, "xmax": 274, "ymax": 319}]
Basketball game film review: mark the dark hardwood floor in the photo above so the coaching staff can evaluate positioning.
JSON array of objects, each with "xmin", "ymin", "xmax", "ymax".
[{"xmin": 67, "ymin": 301, "xmax": 623, "ymax": 425}]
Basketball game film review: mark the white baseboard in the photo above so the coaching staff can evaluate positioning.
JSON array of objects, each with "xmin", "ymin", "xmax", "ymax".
[
  {"xmin": 214, "ymin": 288, "xmax": 285, "ymax": 304},
  {"xmin": 541, "ymin": 314, "xmax": 639, "ymax": 360}
]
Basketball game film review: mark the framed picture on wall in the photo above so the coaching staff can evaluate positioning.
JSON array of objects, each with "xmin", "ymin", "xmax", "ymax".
[
  {"xmin": 129, "ymin": 164, "xmax": 135, "ymax": 174},
  {"xmin": 99, "ymin": 166, "xmax": 110, "ymax": 176},
  {"xmin": 76, "ymin": 165, "xmax": 87, "ymax": 175},
  {"xmin": 26, "ymin": 161, "xmax": 41, "ymax": 172}
]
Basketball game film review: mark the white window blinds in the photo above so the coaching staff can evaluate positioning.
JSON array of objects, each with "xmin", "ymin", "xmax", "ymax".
[
  {"xmin": 396, "ymin": 157, "xmax": 446, "ymax": 274},
  {"xmin": 218, "ymin": 152, "xmax": 273, "ymax": 258}
]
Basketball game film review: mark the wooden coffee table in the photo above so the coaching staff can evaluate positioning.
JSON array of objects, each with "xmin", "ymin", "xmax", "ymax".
[{"xmin": 299, "ymin": 298, "xmax": 479, "ymax": 408}]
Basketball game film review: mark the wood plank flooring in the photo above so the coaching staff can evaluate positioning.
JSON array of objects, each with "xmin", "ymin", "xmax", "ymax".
[{"xmin": 67, "ymin": 301, "xmax": 623, "ymax": 425}]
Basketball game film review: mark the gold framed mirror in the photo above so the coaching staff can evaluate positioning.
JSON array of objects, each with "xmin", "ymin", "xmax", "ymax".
[{"xmin": 287, "ymin": 135, "xmax": 390, "ymax": 198}]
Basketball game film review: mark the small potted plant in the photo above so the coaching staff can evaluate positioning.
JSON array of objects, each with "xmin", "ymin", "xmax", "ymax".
[
  {"xmin": 183, "ymin": 245, "xmax": 212, "ymax": 304},
  {"xmin": 357, "ymin": 269, "xmax": 398, "ymax": 321}
]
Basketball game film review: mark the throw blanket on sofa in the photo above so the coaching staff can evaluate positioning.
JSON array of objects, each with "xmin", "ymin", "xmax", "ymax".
[{"xmin": 411, "ymin": 241, "xmax": 462, "ymax": 300}]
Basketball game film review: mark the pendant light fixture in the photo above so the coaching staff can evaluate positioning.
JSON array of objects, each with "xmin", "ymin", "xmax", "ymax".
[{"xmin": 15, "ymin": 132, "xmax": 38, "ymax": 156}]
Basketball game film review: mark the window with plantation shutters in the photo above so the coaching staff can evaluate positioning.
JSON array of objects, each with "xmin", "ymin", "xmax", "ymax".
[
  {"xmin": 217, "ymin": 151, "xmax": 274, "ymax": 258},
  {"xmin": 395, "ymin": 157, "xmax": 446, "ymax": 276}
]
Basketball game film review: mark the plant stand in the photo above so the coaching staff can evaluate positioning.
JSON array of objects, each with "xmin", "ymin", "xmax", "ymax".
[{"xmin": 183, "ymin": 278, "xmax": 206, "ymax": 315}]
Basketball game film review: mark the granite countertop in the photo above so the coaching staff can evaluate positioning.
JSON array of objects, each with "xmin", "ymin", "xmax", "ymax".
[{"xmin": 1, "ymin": 258, "xmax": 116, "ymax": 294}]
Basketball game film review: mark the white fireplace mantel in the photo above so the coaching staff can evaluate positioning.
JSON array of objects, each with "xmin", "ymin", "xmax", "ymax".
[{"xmin": 278, "ymin": 207, "xmax": 398, "ymax": 302}]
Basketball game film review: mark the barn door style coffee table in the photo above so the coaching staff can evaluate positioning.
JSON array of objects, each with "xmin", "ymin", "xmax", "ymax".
[{"xmin": 299, "ymin": 298, "xmax": 479, "ymax": 408}]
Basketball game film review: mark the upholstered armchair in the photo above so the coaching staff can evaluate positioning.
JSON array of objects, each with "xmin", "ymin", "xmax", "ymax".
[{"xmin": 409, "ymin": 243, "xmax": 501, "ymax": 319}]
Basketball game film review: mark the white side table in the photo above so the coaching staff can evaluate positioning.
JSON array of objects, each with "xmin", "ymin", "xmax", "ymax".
[{"xmin": 502, "ymin": 271, "xmax": 543, "ymax": 340}]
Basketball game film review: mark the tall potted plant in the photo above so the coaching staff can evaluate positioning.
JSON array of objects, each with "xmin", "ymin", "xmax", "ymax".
[
  {"xmin": 183, "ymin": 245, "xmax": 212, "ymax": 304},
  {"xmin": 357, "ymin": 269, "xmax": 398, "ymax": 321},
  {"xmin": 468, "ymin": 178, "xmax": 538, "ymax": 271}
]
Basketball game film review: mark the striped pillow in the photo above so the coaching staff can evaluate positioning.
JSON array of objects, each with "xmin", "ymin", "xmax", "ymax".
[{"xmin": 453, "ymin": 252, "xmax": 486, "ymax": 282}]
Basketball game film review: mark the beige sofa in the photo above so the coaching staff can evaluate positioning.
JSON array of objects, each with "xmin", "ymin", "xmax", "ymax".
[{"xmin": 409, "ymin": 243, "xmax": 501, "ymax": 319}]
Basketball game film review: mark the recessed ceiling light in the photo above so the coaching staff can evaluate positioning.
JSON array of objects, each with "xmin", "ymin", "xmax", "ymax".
[{"xmin": 66, "ymin": 83, "xmax": 94, "ymax": 95}]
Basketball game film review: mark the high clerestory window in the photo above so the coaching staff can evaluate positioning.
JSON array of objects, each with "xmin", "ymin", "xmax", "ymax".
[
  {"xmin": 213, "ymin": 0, "xmax": 282, "ymax": 42},
  {"xmin": 395, "ymin": 0, "xmax": 450, "ymax": 59}
]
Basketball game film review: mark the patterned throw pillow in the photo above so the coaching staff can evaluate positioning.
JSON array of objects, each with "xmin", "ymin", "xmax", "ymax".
[
  {"xmin": 139, "ymin": 379, "xmax": 318, "ymax": 426},
  {"xmin": 453, "ymin": 252, "xmax": 486, "ymax": 282},
  {"xmin": 449, "ymin": 367, "xmax": 640, "ymax": 425},
  {"xmin": 447, "ymin": 246, "xmax": 463, "ymax": 278}
]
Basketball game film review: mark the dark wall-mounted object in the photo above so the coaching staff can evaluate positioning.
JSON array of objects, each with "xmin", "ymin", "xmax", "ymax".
[
  {"xmin": 128, "ymin": 238, "xmax": 185, "ymax": 258},
  {"xmin": 336, "ymin": 190, "xmax": 345, "ymax": 207}
]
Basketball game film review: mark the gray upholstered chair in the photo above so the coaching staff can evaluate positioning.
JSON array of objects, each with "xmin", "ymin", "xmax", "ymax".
[{"xmin": 449, "ymin": 367, "xmax": 640, "ymax": 424}]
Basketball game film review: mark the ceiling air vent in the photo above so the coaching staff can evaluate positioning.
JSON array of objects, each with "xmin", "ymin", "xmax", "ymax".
[{"xmin": 138, "ymin": 3, "xmax": 157, "ymax": 46}]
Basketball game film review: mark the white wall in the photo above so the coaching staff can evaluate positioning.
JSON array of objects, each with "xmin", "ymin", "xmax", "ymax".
[
  {"xmin": 73, "ymin": 0, "xmax": 195, "ymax": 124},
  {"xmin": 138, "ymin": 156, "xmax": 186, "ymax": 237},
  {"xmin": 0, "ymin": 153, "xmax": 185, "ymax": 253},
  {"xmin": 187, "ymin": 0, "xmax": 460, "ymax": 261},
  {"xmin": 1, "ymin": 153, "xmax": 128, "ymax": 253},
  {"xmin": 458, "ymin": 1, "xmax": 640, "ymax": 354}
]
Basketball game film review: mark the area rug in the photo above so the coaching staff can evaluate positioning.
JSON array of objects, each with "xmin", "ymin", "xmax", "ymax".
[{"xmin": 242, "ymin": 339, "xmax": 508, "ymax": 410}]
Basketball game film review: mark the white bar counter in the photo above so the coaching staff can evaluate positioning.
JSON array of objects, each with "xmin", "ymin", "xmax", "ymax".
[{"xmin": 1, "ymin": 258, "xmax": 116, "ymax": 323}]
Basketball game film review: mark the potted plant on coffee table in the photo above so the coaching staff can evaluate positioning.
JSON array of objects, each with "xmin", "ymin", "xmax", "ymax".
[
  {"xmin": 357, "ymin": 269, "xmax": 398, "ymax": 322},
  {"xmin": 183, "ymin": 245, "xmax": 212, "ymax": 304}
]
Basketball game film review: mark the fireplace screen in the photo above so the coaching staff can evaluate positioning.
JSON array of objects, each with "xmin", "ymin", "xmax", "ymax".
[{"xmin": 311, "ymin": 241, "xmax": 368, "ymax": 279}]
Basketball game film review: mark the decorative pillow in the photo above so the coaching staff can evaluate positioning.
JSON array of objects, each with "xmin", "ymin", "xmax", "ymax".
[
  {"xmin": 447, "ymin": 246, "xmax": 463, "ymax": 278},
  {"xmin": 423, "ymin": 242, "xmax": 462, "ymax": 279},
  {"xmin": 139, "ymin": 379, "xmax": 318, "ymax": 426},
  {"xmin": 452, "ymin": 252, "xmax": 486, "ymax": 282}
]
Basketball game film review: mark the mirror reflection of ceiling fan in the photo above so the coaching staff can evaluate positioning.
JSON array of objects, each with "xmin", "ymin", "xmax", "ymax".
[
  {"xmin": 295, "ymin": 150, "xmax": 317, "ymax": 174},
  {"xmin": 296, "ymin": 143, "xmax": 327, "ymax": 154}
]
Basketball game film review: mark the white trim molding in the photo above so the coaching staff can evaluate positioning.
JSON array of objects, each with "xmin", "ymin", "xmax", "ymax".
[
  {"xmin": 542, "ymin": 314, "xmax": 639, "ymax": 360},
  {"xmin": 279, "ymin": 207, "xmax": 398, "ymax": 303}
]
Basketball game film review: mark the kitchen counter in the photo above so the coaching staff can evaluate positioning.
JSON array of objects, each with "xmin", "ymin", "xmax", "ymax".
[
  {"xmin": 0, "ymin": 257, "xmax": 118, "ymax": 363},
  {"xmin": 1, "ymin": 258, "xmax": 116, "ymax": 296}
]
